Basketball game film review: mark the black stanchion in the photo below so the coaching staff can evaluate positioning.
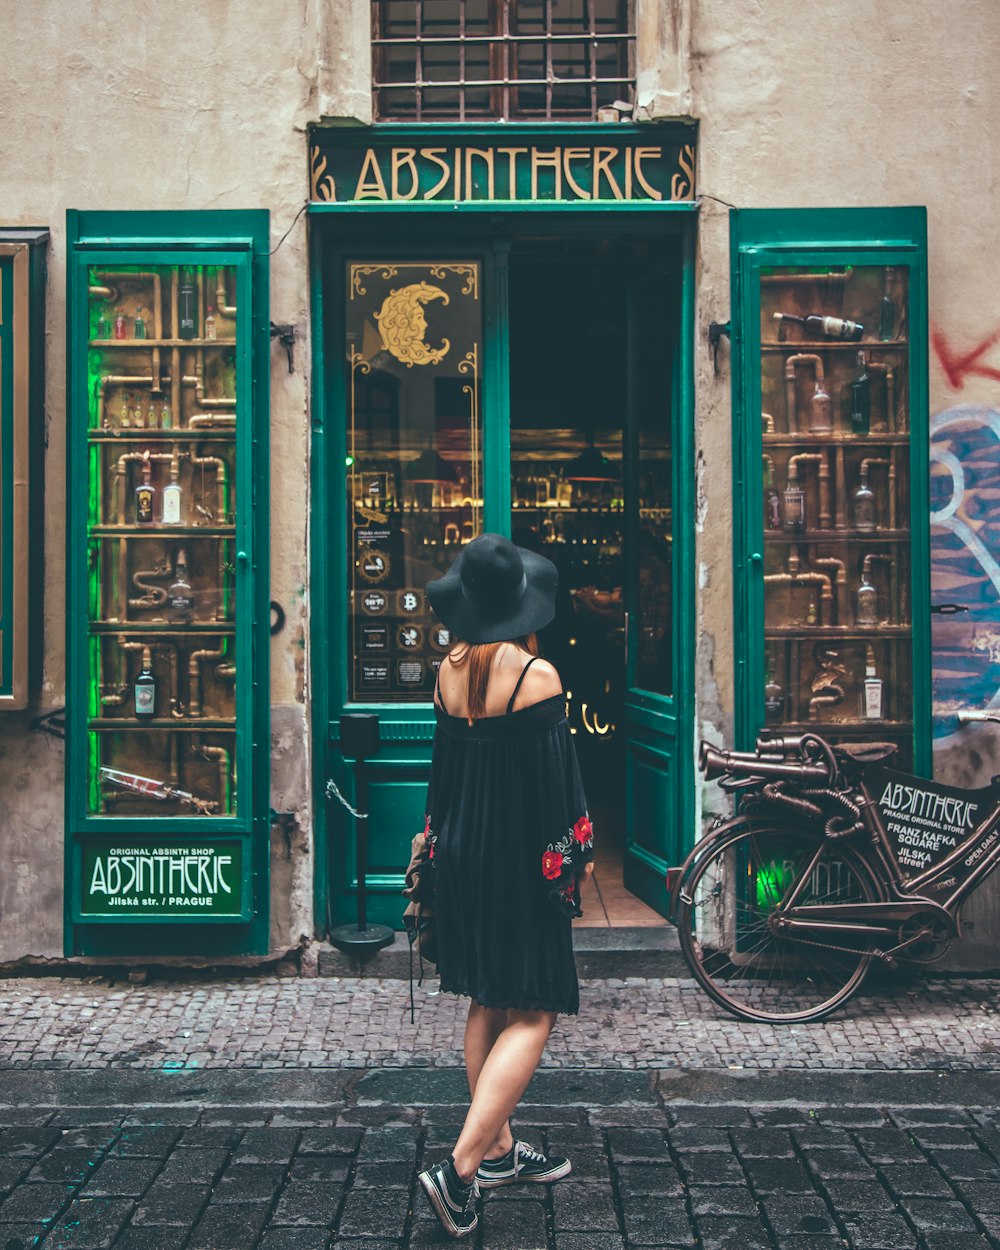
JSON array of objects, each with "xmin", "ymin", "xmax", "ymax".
[{"xmin": 328, "ymin": 712, "xmax": 394, "ymax": 957}]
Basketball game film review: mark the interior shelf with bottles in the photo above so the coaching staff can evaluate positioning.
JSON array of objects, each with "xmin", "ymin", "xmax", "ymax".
[
  {"xmin": 72, "ymin": 256, "xmax": 253, "ymax": 820},
  {"xmin": 732, "ymin": 210, "xmax": 930, "ymax": 773}
]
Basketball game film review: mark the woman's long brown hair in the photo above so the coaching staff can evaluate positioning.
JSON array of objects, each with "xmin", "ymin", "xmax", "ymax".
[{"xmin": 447, "ymin": 634, "xmax": 540, "ymax": 722}]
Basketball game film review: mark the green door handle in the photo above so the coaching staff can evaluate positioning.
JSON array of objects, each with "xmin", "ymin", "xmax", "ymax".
[
  {"xmin": 750, "ymin": 552, "xmax": 763, "ymax": 565},
  {"xmin": 237, "ymin": 550, "xmax": 248, "ymax": 563}
]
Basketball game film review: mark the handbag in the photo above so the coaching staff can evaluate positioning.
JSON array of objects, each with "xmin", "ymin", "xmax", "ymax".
[{"xmin": 402, "ymin": 826, "xmax": 437, "ymax": 1021}]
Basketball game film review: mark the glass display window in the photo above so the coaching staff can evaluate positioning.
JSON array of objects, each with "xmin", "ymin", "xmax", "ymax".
[
  {"xmin": 736, "ymin": 239, "xmax": 928, "ymax": 772},
  {"xmin": 344, "ymin": 260, "xmax": 484, "ymax": 702},
  {"xmin": 81, "ymin": 261, "xmax": 242, "ymax": 817}
]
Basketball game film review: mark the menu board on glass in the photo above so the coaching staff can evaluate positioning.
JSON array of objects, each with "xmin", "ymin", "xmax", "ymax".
[
  {"xmin": 345, "ymin": 261, "xmax": 483, "ymax": 702},
  {"xmin": 83, "ymin": 263, "xmax": 240, "ymax": 815},
  {"xmin": 757, "ymin": 265, "xmax": 915, "ymax": 765}
]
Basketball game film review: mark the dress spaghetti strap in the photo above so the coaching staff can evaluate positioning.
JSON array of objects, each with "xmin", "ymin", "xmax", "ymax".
[
  {"xmin": 434, "ymin": 669, "xmax": 449, "ymax": 715},
  {"xmin": 506, "ymin": 655, "xmax": 541, "ymax": 715}
]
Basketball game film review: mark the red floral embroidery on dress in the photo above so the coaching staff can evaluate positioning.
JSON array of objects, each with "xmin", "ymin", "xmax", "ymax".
[
  {"xmin": 542, "ymin": 850, "xmax": 564, "ymax": 880},
  {"xmin": 541, "ymin": 812, "xmax": 595, "ymax": 907}
]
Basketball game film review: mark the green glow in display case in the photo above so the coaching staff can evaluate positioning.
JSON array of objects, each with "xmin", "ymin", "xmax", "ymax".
[
  {"xmin": 731, "ymin": 208, "xmax": 930, "ymax": 774},
  {"xmin": 65, "ymin": 211, "xmax": 270, "ymax": 956}
]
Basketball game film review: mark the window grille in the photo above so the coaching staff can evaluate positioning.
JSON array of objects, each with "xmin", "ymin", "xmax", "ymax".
[{"xmin": 372, "ymin": 1, "xmax": 634, "ymax": 122}]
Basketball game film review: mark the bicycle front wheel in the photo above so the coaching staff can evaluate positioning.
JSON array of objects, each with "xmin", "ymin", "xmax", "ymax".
[{"xmin": 675, "ymin": 822, "xmax": 879, "ymax": 1023}]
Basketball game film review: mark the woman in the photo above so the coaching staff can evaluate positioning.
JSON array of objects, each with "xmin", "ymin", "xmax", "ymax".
[{"xmin": 416, "ymin": 533, "xmax": 595, "ymax": 1239}]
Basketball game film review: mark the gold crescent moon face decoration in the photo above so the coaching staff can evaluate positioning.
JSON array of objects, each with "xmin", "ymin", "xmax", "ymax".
[{"xmin": 375, "ymin": 281, "xmax": 451, "ymax": 367}]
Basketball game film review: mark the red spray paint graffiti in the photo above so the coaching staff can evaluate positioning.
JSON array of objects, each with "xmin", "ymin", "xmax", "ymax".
[{"xmin": 933, "ymin": 325, "xmax": 1000, "ymax": 389}]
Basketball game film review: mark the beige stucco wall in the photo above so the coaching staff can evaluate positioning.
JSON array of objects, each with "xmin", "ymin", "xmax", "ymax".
[
  {"xmin": 0, "ymin": 0, "xmax": 372, "ymax": 962},
  {"xmin": 1, "ymin": 0, "xmax": 999, "ymax": 967},
  {"xmin": 677, "ymin": 0, "xmax": 1000, "ymax": 967}
]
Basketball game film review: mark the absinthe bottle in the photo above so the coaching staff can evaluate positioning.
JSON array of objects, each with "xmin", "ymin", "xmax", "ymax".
[
  {"xmin": 179, "ymin": 268, "xmax": 197, "ymax": 340},
  {"xmin": 135, "ymin": 453, "xmax": 156, "ymax": 525},
  {"xmin": 764, "ymin": 660, "xmax": 785, "ymax": 726},
  {"xmin": 849, "ymin": 351, "xmax": 871, "ymax": 435},
  {"xmin": 168, "ymin": 549, "xmax": 195, "ymax": 624},
  {"xmin": 773, "ymin": 311, "xmax": 864, "ymax": 341},
  {"xmin": 134, "ymin": 647, "xmax": 157, "ymax": 718}
]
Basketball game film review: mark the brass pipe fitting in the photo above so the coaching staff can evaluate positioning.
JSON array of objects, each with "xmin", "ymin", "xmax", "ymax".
[
  {"xmin": 189, "ymin": 450, "xmax": 227, "ymax": 518},
  {"xmin": 190, "ymin": 740, "xmax": 231, "ymax": 812},
  {"xmin": 189, "ymin": 643, "xmax": 228, "ymax": 717},
  {"xmin": 811, "ymin": 556, "xmax": 847, "ymax": 625},
  {"xmin": 866, "ymin": 359, "xmax": 895, "ymax": 431},
  {"xmin": 215, "ymin": 269, "xmax": 237, "ymax": 317},
  {"xmin": 788, "ymin": 451, "xmax": 831, "ymax": 529},
  {"xmin": 128, "ymin": 561, "xmax": 170, "ymax": 610},
  {"xmin": 784, "ymin": 353, "xmax": 825, "ymax": 433}
]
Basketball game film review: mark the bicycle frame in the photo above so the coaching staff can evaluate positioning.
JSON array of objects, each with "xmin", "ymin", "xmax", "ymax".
[{"xmin": 763, "ymin": 767, "xmax": 1000, "ymax": 955}]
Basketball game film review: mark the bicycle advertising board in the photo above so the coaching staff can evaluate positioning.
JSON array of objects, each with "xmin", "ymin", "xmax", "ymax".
[{"xmin": 868, "ymin": 766, "xmax": 993, "ymax": 875}]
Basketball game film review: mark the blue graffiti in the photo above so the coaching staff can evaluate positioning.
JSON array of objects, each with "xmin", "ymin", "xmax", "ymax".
[{"xmin": 931, "ymin": 405, "xmax": 1000, "ymax": 742}]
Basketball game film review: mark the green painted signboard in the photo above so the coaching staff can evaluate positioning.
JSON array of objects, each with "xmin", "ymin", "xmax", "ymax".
[
  {"xmin": 80, "ymin": 840, "xmax": 244, "ymax": 918},
  {"xmin": 309, "ymin": 125, "xmax": 696, "ymax": 205}
]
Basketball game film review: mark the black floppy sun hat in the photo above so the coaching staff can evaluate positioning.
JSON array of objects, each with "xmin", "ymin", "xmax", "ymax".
[{"xmin": 426, "ymin": 533, "xmax": 558, "ymax": 645}]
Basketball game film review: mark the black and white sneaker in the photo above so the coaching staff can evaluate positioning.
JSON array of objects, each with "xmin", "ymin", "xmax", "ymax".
[
  {"xmin": 418, "ymin": 1156, "xmax": 480, "ymax": 1239},
  {"xmin": 476, "ymin": 1139, "xmax": 572, "ymax": 1188}
]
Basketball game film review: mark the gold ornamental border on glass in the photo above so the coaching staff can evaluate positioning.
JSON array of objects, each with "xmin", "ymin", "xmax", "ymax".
[
  {"xmin": 350, "ymin": 262, "xmax": 479, "ymax": 301},
  {"xmin": 0, "ymin": 245, "xmax": 30, "ymax": 705},
  {"xmin": 348, "ymin": 261, "xmax": 482, "ymax": 700}
]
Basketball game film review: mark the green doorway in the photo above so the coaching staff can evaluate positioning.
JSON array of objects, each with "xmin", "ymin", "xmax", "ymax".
[{"xmin": 313, "ymin": 217, "xmax": 693, "ymax": 933}]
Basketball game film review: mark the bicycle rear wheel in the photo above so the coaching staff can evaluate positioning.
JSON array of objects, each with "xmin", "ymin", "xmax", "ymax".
[{"xmin": 675, "ymin": 822, "xmax": 879, "ymax": 1023}]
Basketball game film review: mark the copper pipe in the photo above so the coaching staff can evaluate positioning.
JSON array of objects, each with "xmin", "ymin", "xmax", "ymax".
[
  {"xmin": 789, "ymin": 451, "xmax": 831, "ymax": 529},
  {"xmin": 761, "ymin": 273, "xmax": 847, "ymax": 287},
  {"xmin": 189, "ymin": 449, "xmax": 227, "ymax": 518},
  {"xmin": 861, "ymin": 457, "xmax": 894, "ymax": 529},
  {"xmin": 866, "ymin": 360, "xmax": 895, "ymax": 432},
  {"xmin": 215, "ymin": 269, "xmax": 237, "ymax": 317},
  {"xmin": 190, "ymin": 741, "xmax": 231, "ymax": 814},
  {"xmin": 812, "ymin": 556, "xmax": 847, "ymax": 625},
  {"xmin": 189, "ymin": 643, "xmax": 228, "ymax": 717},
  {"xmin": 128, "ymin": 560, "xmax": 170, "ymax": 610},
  {"xmin": 809, "ymin": 690, "xmax": 845, "ymax": 720},
  {"xmin": 93, "ymin": 271, "xmax": 163, "ymax": 391},
  {"xmin": 88, "ymin": 284, "xmax": 119, "ymax": 302},
  {"xmin": 762, "ymin": 412, "xmax": 775, "ymax": 434},
  {"xmin": 171, "ymin": 346, "xmax": 182, "ymax": 428},
  {"xmin": 763, "ymin": 569, "xmax": 834, "ymax": 625},
  {"xmin": 182, "ymin": 360, "xmax": 236, "ymax": 409},
  {"xmin": 188, "ymin": 413, "xmax": 237, "ymax": 428},
  {"xmin": 215, "ymin": 663, "xmax": 236, "ymax": 681},
  {"xmin": 784, "ymin": 353, "xmax": 825, "ymax": 433}
]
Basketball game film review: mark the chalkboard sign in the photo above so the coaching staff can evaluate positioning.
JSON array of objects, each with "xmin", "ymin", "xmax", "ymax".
[{"xmin": 869, "ymin": 766, "xmax": 986, "ymax": 873}]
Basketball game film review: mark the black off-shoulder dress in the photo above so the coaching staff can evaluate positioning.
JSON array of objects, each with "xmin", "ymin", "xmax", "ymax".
[{"xmin": 425, "ymin": 659, "xmax": 595, "ymax": 1015}]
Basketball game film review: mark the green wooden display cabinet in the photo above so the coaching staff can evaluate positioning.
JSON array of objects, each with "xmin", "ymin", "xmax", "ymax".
[
  {"xmin": 730, "ymin": 207, "xmax": 930, "ymax": 775},
  {"xmin": 65, "ymin": 210, "xmax": 271, "ymax": 957}
]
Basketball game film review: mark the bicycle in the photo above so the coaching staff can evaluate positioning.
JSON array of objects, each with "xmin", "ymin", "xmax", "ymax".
[{"xmin": 669, "ymin": 714, "xmax": 1000, "ymax": 1023}]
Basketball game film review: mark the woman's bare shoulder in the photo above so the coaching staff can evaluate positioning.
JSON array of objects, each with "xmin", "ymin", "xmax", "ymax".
[{"xmin": 515, "ymin": 657, "xmax": 563, "ymax": 707}]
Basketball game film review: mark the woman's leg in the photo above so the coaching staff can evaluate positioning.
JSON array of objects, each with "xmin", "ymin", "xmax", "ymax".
[
  {"xmin": 451, "ymin": 1008, "xmax": 556, "ymax": 1181},
  {"xmin": 464, "ymin": 1002, "xmax": 513, "ymax": 1160}
]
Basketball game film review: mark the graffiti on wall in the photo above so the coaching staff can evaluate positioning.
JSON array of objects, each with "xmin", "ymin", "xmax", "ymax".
[{"xmin": 930, "ymin": 321, "xmax": 1000, "ymax": 747}]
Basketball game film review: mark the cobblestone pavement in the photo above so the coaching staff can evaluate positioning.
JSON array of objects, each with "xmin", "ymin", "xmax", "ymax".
[
  {"xmin": 0, "ymin": 974, "xmax": 997, "ymax": 1071},
  {"xmin": 1, "ymin": 1068, "xmax": 1000, "ymax": 1249}
]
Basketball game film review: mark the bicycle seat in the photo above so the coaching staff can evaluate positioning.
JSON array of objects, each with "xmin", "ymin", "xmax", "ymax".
[{"xmin": 833, "ymin": 741, "xmax": 898, "ymax": 764}]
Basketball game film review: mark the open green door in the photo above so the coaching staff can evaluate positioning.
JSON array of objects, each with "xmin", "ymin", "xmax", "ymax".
[{"xmin": 622, "ymin": 248, "xmax": 694, "ymax": 913}]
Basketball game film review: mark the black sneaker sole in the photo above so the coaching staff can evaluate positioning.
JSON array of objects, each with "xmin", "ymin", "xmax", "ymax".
[
  {"xmin": 477, "ymin": 1158, "xmax": 573, "ymax": 1188},
  {"xmin": 418, "ymin": 1168, "xmax": 479, "ymax": 1238}
]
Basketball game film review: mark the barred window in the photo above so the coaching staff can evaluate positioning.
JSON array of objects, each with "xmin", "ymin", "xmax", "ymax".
[{"xmin": 372, "ymin": 0, "xmax": 635, "ymax": 122}]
